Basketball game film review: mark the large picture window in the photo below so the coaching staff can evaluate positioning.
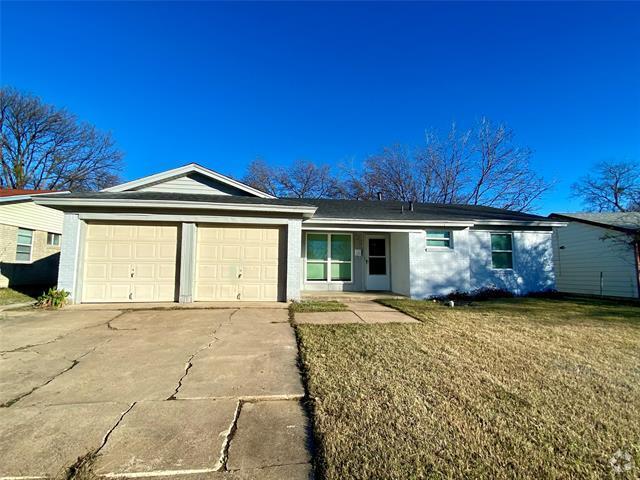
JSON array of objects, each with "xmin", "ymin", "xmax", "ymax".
[
  {"xmin": 306, "ymin": 233, "xmax": 352, "ymax": 282},
  {"xmin": 16, "ymin": 228, "xmax": 33, "ymax": 262},
  {"xmin": 491, "ymin": 233, "xmax": 513, "ymax": 269}
]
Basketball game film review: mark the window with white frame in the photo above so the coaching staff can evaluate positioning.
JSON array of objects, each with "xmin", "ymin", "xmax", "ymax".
[
  {"xmin": 426, "ymin": 230, "xmax": 452, "ymax": 248},
  {"xmin": 47, "ymin": 232, "xmax": 61, "ymax": 246},
  {"xmin": 490, "ymin": 233, "xmax": 513, "ymax": 269},
  {"xmin": 306, "ymin": 233, "xmax": 352, "ymax": 282},
  {"xmin": 16, "ymin": 228, "xmax": 33, "ymax": 262}
]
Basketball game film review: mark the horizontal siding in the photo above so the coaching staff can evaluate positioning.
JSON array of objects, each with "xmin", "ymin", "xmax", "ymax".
[
  {"xmin": 553, "ymin": 223, "xmax": 638, "ymax": 298},
  {"xmin": 0, "ymin": 201, "xmax": 64, "ymax": 233},
  {"xmin": 138, "ymin": 173, "xmax": 252, "ymax": 196}
]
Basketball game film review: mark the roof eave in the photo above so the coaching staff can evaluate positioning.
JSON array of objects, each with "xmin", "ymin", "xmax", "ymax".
[
  {"xmin": 33, "ymin": 197, "xmax": 316, "ymax": 217},
  {"xmin": 304, "ymin": 217, "xmax": 565, "ymax": 228}
]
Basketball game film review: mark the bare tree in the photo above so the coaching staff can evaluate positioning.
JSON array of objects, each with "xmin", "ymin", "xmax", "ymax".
[
  {"xmin": 243, "ymin": 158, "xmax": 338, "ymax": 198},
  {"xmin": 0, "ymin": 87, "xmax": 123, "ymax": 191},
  {"xmin": 571, "ymin": 160, "xmax": 640, "ymax": 212},
  {"xmin": 463, "ymin": 118, "xmax": 550, "ymax": 211},
  {"xmin": 338, "ymin": 118, "xmax": 551, "ymax": 211},
  {"xmin": 243, "ymin": 118, "xmax": 551, "ymax": 211},
  {"xmin": 242, "ymin": 158, "xmax": 279, "ymax": 196}
]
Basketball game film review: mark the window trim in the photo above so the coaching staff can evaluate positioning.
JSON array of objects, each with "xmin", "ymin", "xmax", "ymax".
[
  {"xmin": 15, "ymin": 228, "xmax": 34, "ymax": 263},
  {"xmin": 304, "ymin": 232, "xmax": 353, "ymax": 284},
  {"xmin": 47, "ymin": 232, "xmax": 61, "ymax": 246},
  {"xmin": 425, "ymin": 230, "xmax": 453, "ymax": 249},
  {"xmin": 490, "ymin": 232, "xmax": 514, "ymax": 270}
]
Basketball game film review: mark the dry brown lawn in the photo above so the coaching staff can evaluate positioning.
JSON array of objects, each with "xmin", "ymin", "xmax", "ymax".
[{"xmin": 296, "ymin": 298, "xmax": 640, "ymax": 479}]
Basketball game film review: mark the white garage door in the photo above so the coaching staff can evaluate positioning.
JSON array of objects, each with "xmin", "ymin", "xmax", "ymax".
[
  {"xmin": 195, "ymin": 225, "xmax": 280, "ymax": 301},
  {"xmin": 82, "ymin": 223, "xmax": 178, "ymax": 302}
]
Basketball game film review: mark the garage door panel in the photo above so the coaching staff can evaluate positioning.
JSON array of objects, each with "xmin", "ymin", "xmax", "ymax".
[
  {"xmin": 221, "ymin": 245, "xmax": 241, "ymax": 261},
  {"xmin": 83, "ymin": 223, "xmax": 177, "ymax": 303},
  {"xmin": 111, "ymin": 243, "xmax": 133, "ymax": 259},
  {"xmin": 195, "ymin": 225, "xmax": 280, "ymax": 301},
  {"xmin": 112, "ymin": 225, "xmax": 136, "ymax": 240},
  {"xmin": 264, "ymin": 246, "xmax": 279, "ymax": 261}
]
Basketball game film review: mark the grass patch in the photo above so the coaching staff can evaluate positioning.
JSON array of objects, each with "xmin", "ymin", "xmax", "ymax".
[
  {"xmin": 290, "ymin": 300, "xmax": 348, "ymax": 313},
  {"xmin": 297, "ymin": 298, "xmax": 640, "ymax": 479},
  {"xmin": 0, "ymin": 287, "xmax": 36, "ymax": 306}
]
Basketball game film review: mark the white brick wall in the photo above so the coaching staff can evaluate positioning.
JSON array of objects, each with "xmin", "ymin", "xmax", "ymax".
[
  {"xmin": 57, "ymin": 214, "xmax": 81, "ymax": 301},
  {"xmin": 286, "ymin": 219, "xmax": 302, "ymax": 301},
  {"xmin": 405, "ymin": 228, "xmax": 555, "ymax": 299}
]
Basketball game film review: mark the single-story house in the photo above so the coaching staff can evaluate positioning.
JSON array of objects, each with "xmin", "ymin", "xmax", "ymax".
[
  {"xmin": 0, "ymin": 189, "xmax": 65, "ymax": 288},
  {"xmin": 34, "ymin": 163, "xmax": 564, "ymax": 303},
  {"xmin": 549, "ymin": 212, "xmax": 640, "ymax": 298}
]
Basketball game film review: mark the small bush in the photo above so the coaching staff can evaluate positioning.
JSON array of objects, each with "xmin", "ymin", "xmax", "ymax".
[{"xmin": 35, "ymin": 288, "xmax": 69, "ymax": 309}]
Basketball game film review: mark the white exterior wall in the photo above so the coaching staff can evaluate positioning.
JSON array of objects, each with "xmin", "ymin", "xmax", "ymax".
[
  {"xmin": 0, "ymin": 201, "xmax": 64, "ymax": 233},
  {"xmin": 286, "ymin": 219, "xmax": 303, "ymax": 301},
  {"xmin": 57, "ymin": 213, "xmax": 83, "ymax": 302},
  {"xmin": 553, "ymin": 222, "xmax": 638, "ymax": 298},
  {"xmin": 408, "ymin": 229, "xmax": 472, "ymax": 298},
  {"xmin": 389, "ymin": 233, "xmax": 410, "ymax": 296},
  {"xmin": 468, "ymin": 230, "xmax": 555, "ymax": 295}
]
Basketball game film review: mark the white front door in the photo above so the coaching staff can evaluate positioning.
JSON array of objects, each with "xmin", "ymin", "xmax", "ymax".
[{"xmin": 365, "ymin": 235, "xmax": 390, "ymax": 291}]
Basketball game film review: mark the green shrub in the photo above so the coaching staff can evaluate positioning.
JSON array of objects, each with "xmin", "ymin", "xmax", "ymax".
[{"xmin": 35, "ymin": 288, "xmax": 69, "ymax": 309}]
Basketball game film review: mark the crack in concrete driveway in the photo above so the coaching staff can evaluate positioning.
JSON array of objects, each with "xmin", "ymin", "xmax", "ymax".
[{"xmin": 0, "ymin": 306, "xmax": 312, "ymax": 479}]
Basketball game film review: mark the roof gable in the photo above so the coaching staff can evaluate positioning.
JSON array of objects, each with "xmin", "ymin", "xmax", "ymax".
[{"xmin": 103, "ymin": 163, "xmax": 274, "ymax": 198}]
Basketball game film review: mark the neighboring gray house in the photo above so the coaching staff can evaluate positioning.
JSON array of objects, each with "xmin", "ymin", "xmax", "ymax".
[
  {"xmin": 34, "ymin": 163, "xmax": 563, "ymax": 304},
  {"xmin": 549, "ymin": 212, "xmax": 640, "ymax": 299}
]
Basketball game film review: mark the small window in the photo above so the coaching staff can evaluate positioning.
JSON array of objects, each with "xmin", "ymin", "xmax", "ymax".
[
  {"xmin": 16, "ymin": 228, "xmax": 33, "ymax": 262},
  {"xmin": 491, "ymin": 233, "xmax": 513, "ymax": 269},
  {"xmin": 426, "ymin": 230, "xmax": 452, "ymax": 248},
  {"xmin": 47, "ymin": 233, "xmax": 61, "ymax": 246}
]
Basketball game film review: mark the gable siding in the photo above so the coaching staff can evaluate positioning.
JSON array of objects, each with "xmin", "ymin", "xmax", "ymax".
[
  {"xmin": 137, "ymin": 173, "xmax": 253, "ymax": 196},
  {"xmin": 553, "ymin": 222, "xmax": 638, "ymax": 298},
  {"xmin": 0, "ymin": 201, "xmax": 64, "ymax": 233}
]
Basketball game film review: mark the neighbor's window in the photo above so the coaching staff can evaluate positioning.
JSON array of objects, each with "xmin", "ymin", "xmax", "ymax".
[
  {"xmin": 47, "ymin": 232, "xmax": 61, "ymax": 246},
  {"xmin": 16, "ymin": 228, "xmax": 33, "ymax": 262},
  {"xmin": 306, "ymin": 233, "xmax": 352, "ymax": 282},
  {"xmin": 426, "ymin": 230, "xmax": 452, "ymax": 248},
  {"xmin": 491, "ymin": 233, "xmax": 513, "ymax": 269}
]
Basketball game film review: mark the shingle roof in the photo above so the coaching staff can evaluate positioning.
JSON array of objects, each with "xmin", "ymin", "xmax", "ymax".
[
  {"xmin": 45, "ymin": 191, "xmax": 313, "ymax": 207},
  {"xmin": 300, "ymin": 198, "xmax": 551, "ymax": 223},
  {"xmin": 550, "ymin": 212, "xmax": 640, "ymax": 232},
  {"xmin": 37, "ymin": 191, "xmax": 556, "ymax": 224}
]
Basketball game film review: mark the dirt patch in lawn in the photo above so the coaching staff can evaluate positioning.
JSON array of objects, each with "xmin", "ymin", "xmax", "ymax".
[{"xmin": 297, "ymin": 298, "xmax": 640, "ymax": 479}]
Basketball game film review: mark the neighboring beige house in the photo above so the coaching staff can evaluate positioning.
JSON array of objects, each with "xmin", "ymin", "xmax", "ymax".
[
  {"xmin": 0, "ymin": 189, "xmax": 65, "ymax": 288},
  {"xmin": 549, "ymin": 212, "xmax": 640, "ymax": 299}
]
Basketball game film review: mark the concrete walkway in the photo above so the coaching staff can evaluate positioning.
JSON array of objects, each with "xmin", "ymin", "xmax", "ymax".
[
  {"xmin": 293, "ymin": 300, "xmax": 419, "ymax": 325},
  {"xmin": 0, "ymin": 307, "xmax": 312, "ymax": 479}
]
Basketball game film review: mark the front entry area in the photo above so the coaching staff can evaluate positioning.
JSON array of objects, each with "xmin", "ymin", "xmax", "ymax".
[{"xmin": 365, "ymin": 235, "xmax": 390, "ymax": 291}]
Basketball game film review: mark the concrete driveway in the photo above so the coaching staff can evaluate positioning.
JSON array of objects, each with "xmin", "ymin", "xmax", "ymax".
[{"xmin": 0, "ymin": 306, "xmax": 312, "ymax": 479}]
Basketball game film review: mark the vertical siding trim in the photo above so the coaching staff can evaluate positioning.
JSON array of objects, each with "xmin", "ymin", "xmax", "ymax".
[
  {"xmin": 179, "ymin": 222, "xmax": 197, "ymax": 303},
  {"xmin": 286, "ymin": 219, "xmax": 302, "ymax": 301}
]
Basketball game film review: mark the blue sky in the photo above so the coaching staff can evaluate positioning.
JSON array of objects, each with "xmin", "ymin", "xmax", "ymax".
[{"xmin": 2, "ymin": 1, "xmax": 639, "ymax": 213}]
